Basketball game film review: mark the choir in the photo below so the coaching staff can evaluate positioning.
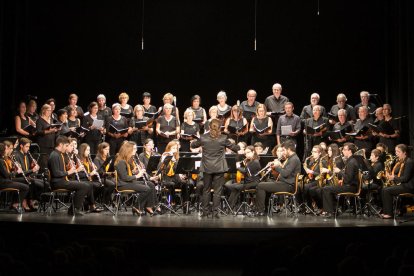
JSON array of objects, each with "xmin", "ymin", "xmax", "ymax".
[{"xmin": 1, "ymin": 87, "xmax": 412, "ymax": 219}]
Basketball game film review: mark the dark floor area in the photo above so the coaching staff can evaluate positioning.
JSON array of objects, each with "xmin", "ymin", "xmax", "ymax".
[{"xmin": 1, "ymin": 211, "xmax": 414, "ymax": 276}]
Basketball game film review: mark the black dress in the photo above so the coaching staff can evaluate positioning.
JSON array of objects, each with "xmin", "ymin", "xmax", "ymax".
[{"xmin": 180, "ymin": 122, "xmax": 199, "ymax": 152}]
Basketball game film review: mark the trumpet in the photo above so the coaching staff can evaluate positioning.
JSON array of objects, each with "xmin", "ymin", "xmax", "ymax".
[
  {"xmin": 66, "ymin": 153, "xmax": 80, "ymax": 182},
  {"xmin": 10, "ymin": 153, "xmax": 30, "ymax": 184}
]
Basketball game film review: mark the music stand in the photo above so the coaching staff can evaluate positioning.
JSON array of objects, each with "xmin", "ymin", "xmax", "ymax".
[
  {"xmin": 175, "ymin": 156, "xmax": 201, "ymax": 214},
  {"xmin": 146, "ymin": 155, "xmax": 161, "ymax": 174},
  {"xmin": 97, "ymin": 156, "xmax": 116, "ymax": 215},
  {"xmin": 153, "ymin": 155, "xmax": 180, "ymax": 215}
]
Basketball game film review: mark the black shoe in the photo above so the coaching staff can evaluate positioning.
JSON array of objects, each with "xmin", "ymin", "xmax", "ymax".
[
  {"xmin": 68, "ymin": 208, "xmax": 84, "ymax": 216},
  {"xmin": 322, "ymin": 212, "xmax": 333, "ymax": 218},
  {"xmin": 90, "ymin": 207, "xmax": 103, "ymax": 213},
  {"xmin": 213, "ymin": 212, "xmax": 220, "ymax": 219},
  {"xmin": 200, "ymin": 211, "xmax": 210, "ymax": 218},
  {"xmin": 132, "ymin": 207, "xmax": 143, "ymax": 216}
]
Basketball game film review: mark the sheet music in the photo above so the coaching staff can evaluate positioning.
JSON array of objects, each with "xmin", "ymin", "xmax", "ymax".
[
  {"xmin": 281, "ymin": 125, "xmax": 292, "ymax": 136},
  {"xmin": 92, "ymin": 119, "xmax": 104, "ymax": 129},
  {"xmin": 195, "ymin": 161, "xmax": 201, "ymax": 169}
]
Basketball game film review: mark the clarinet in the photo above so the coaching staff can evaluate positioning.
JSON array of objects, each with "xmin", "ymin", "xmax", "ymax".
[
  {"xmin": 27, "ymin": 151, "xmax": 39, "ymax": 176},
  {"xmin": 88, "ymin": 156, "xmax": 102, "ymax": 185},
  {"xmin": 10, "ymin": 154, "xmax": 30, "ymax": 184},
  {"xmin": 66, "ymin": 153, "xmax": 80, "ymax": 182}
]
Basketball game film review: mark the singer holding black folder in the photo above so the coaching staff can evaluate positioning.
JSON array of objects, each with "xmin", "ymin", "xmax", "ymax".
[
  {"xmin": 191, "ymin": 118, "xmax": 240, "ymax": 218},
  {"xmin": 129, "ymin": 104, "xmax": 152, "ymax": 146},
  {"xmin": 303, "ymin": 105, "xmax": 328, "ymax": 157},
  {"xmin": 36, "ymin": 104, "xmax": 60, "ymax": 169},
  {"xmin": 106, "ymin": 103, "xmax": 130, "ymax": 155},
  {"xmin": 250, "ymin": 104, "xmax": 273, "ymax": 149}
]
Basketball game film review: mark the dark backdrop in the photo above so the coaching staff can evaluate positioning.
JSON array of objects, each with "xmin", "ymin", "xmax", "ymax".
[{"xmin": 1, "ymin": 0, "xmax": 413, "ymax": 146}]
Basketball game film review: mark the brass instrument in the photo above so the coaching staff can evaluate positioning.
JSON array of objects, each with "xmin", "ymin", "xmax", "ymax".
[
  {"xmin": 354, "ymin": 148, "xmax": 366, "ymax": 159},
  {"xmin": 66, "ymin": 153, "xmax": 80, "ymax": 182},
  {"xmin": 315, "ymin": 155, "xmax": 329, "ymax": 187},
  {"xmin": 10, "ymin": 153, "xmax": 30, "ymax": 184},
  {"xmin": 258, "ymin": 157, "xmax": 281, "ymax": 181},
  {"xmin": 376, "ymin": 155, "xmax": 397, "ymax": 186},
  {"xmin": 327, "ymin": 155, "xmax": 343, "ymax": 186}
]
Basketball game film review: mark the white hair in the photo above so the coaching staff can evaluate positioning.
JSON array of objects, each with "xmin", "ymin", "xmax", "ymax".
[{"xmin": 217, "ymin": 91, "xmax": 227, "ymax": 100}]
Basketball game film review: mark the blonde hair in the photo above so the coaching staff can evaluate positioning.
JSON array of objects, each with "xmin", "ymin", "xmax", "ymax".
[
  {"xmin": 209, "ymin": 106, "xmax": 218, "ymax": 116},
  {"xmin": 119, "ymin": 92, "xmax": 129, "ymax": 101},
  {"xmin": 255, "ymin": 103, "xmax": 267, "ymax": 117},
  {"xmin": 115, "ymin": 141, "xmax": 136, "ymax": 165},
  {"xmin": 184, "ymin": 109, "xmax": 195, "ymax": 121},
  {"xmin": 164, "ymin": 141, "xmax": 180, "ymax": 161},
  {"xmin": 133, "ymin": 104, "xmax": 144, "ymax": 115},
  {"xmin": 40, "ymin": 104, "xmax": 51, "ymax": 116},
  {"xmin": 163, "ymin": 93, "xmax": 174, "ymax": 103}
]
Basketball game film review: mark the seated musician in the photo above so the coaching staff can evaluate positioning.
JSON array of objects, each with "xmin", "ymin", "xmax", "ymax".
[
  {"xmin": 0, "ymin": 142, "xmax": 29, "ymax": 212},
  {"xmin": 93, "ymin": 142, "xmax": 116, "ymax": 206},
  {"xmin": 67, "ymin": 139, "xmax": 101, "ymax": 213},
  {"xmin": 14, "ymin": 138, "xmax": 48, "ymax": 211},
  {"xmin": 302, "ymin": 145, "xmax": 327, "ymax": 213},
  {"xmin": 381, "ymin": 144, "xmax": 414, "ymax": 219},
  {"xmin": 48, "ymin": 136, "xmax": 90, "ymax": 216},
  {"xmin": 224, "ymin": 145, "xmax": 261, "ymax": 210},
  {"xmin": 254, "ymin": 140, "xmax": 301, "ymax": 216},
  {"xmin": 78, "ymin": 143, "xmax": 105, "ymax": 213},
  {"xmin": 114, "ymin": 141, "xmax": 157, "ymax": 216},
  {"xmin": 157, "ymin": 141, "xmax": 189, "ymax": 209},
  {"xmin": 321, "ymin": 143, "xmax": 360, "ymax": 218},
  {"xmin": 138, "ymin": 138, "xmax": 161, "ymax": 185}
]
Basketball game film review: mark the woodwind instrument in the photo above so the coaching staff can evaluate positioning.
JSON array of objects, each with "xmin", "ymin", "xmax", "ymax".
[
  {"xmin": 66, "ymin": 153, "xmax": 80, "ymax": 182},
  {"xmin": 134, "ymin": 153, "xmax": 151, "ymax": 181},
  {"xmin": 27, "ymin": 151, "xmax": 39, "ymax": 171},
  {"xmin": 10, "ymin": 153, "xmax": 30, "ymax": 184},
  {"xmin": 88, "ymin": 156, "xmax": 102, "ymax": 184}
]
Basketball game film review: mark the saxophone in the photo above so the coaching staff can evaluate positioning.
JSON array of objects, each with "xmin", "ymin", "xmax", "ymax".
[
  {"xmin": 315, "ymin": 155, "xmax": 328, "ymax": 187},
  {"xmin": 376, "ymin": 154, "xmax": 396, "ymax": 186}
]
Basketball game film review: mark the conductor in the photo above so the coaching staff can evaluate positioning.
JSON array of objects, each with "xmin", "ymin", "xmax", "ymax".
[{"xmin": 191, "ymin": 119, "xmax": 240, "ymax": 218}]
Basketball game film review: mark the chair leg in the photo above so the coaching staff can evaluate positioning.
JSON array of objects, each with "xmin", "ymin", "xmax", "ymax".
[
  {"xmin": 114, "ymin": 193, "xmax": 120, "ymax": 216},
  {"xmin": 292, "ymin": 196, "xmax": 298, "ymax": 216},
  {"xmin": 334, "ymin": 195, "xmax": 340, "ymax": 219},
  {"xmin": 268, "ymin": 196, "xmax": 274, "ymax": 217},
  {"xmin": 16, "ymin": 191, "xmax": 22, "ymax": 214},
  {"xmin": 393, "ymin": 196, "xmax": 400, "ymax": 220},
  {"xmin": 284, "ymin": 196, "xmax": 288, "ymax": 217}
]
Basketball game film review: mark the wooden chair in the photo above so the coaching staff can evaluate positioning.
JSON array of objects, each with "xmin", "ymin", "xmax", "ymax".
[
  {"xmin": 0, "ymin": 188, "xmax": 22, "ymax": 213},
  {"xmin": 268, "ymin": 173, "xmax": 302, "ymax": 217},
  {"xmin": 113, "ymin": 171, "xmax": 139, "ymax": 216},
  {"xmin": 393, "ymin": 192, "xmax": 414, "ymax": 219},
  {"xmin": 334, "ymin": 171, "xmax": 363, "ymax": 219}
]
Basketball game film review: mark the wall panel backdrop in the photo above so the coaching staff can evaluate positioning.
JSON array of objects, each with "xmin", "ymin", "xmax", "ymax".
[{"xmin": 0, "ymin": 0, "xmax": 412, "ymax": 147}]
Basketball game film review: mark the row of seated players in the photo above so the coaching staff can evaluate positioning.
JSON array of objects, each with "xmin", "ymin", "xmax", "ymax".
[
  {"xmin": 1, "ymin": 135, "xmax": 412, "ymax": 218},
  {"xmin": 14, "ymin": 90, "xmax": 400, "ymax": 165}
]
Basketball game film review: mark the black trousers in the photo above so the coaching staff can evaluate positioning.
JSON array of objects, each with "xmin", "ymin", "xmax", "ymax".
[
  {"xmin": 102, "ymin": 178, "xmax": 116, "ymax": 205},
  {"xmin": 51, "ymin": 180, "xmax": 91, "ymax": 209},
  {"xmin": 382, "ymin": 185, "xmax": 413, "ymax": 216},
  {"xmin": 255, "ymin": 181, "xmax": 294, "ymax": 212},
  {"xmin": 118, "ymin": 181, "xmax": 151, "ymax": 208},
  {"xmin": 108, "ymin": 137, "xmax": 126, "ymax": 156},
  {"xmin": 224, "ymin": 181, "xmax": 258, "ymax": 209},
  {"xmin": 302, "ymin": 180, "xmax": 318, "ymax": 208},
  {"xmin": 0, "ymin": 180, "xmax": 29, "ymax": 203},
  {"xmin": 322, "ymin": 184, "xmax": 357, "ymax": 213},
  {"xmin": 202, "ymin": 172, "xmax": 225, "ymax": 212}
]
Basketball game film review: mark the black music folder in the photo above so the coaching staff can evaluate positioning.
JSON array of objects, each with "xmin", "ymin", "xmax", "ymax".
[
  {"xmin": 109, "ymin": 124, "xmax": 129, "ymax": 134},
  {"xmin": 23, "ymin": 124, "xmax": 36, "ymax": 134},
  {"xmin": 227, "ymin": 124, "xmax": 247, "ymax": 134},
  {"xmin": 327, "ymin": 112, "xmax": 339, "ymax": 122},
  {"xmin": 144, "ymin": 111, "xmax": 160, "ymax": 119},
  {"xmin": 46, "ymin": 123, "xmax": 63, "ymax": 130},
  {"xmin": 180, "ymin": 133, "xmax": 199, "ymax": 140},
  {"xmin": 305, "ymin": 123, "xmax": 325, "ymax": 135},
  {"xmin": 345, "ymin": 125, "xmax": 369, "ymax": 136},
  {"xmin": 134, "ymin": 121, "xmax": 147, "ymax": 130},
  {"xmin": 120, "ymin": 111, "xmax": 133, "ymax": 119},
  {"xmin": 368, "ymin": 122, "xmax": 394, "ymax": 135},
  {"xmin": 253, "ymin": 124, "xmax": 271, "ymax": 134},
  {"xmin": 217, "ymin": 109, "xmax": 231, "ymax": 119}
]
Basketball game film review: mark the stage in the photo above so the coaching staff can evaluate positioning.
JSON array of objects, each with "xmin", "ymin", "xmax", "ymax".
[{"xmin": 1, "ymin": 209, "xmax": 414, "ymax": 275}]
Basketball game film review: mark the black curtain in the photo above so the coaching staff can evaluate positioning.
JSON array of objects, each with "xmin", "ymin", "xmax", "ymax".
[{"xmin": 384, "ymin": 0, "xmax": 414, "ymax": 153}]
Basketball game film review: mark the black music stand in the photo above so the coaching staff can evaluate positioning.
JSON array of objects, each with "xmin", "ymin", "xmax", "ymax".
[
  {"xmin": 221, "ymin": 155, "xmax": 239, "ymax": 215},
  {"xmin": 175, "ymin": 156, "xmax": 201, "ymax": 214},
  {"xmin": 97, "ymin": 156, "xmax": 116, "ymax": 214},
  {"xmin": 146, "ymin": 155, "xmax": 161, "ymax": 174},
  {"xmin": 153, "ymin": 155, "xmax": 180, "ymax": 215}
]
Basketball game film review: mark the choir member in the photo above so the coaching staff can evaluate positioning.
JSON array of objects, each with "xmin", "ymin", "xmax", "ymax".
[
  {"xmin": 36, "ymin": 104, "xmax": 60, "ymax": 169},
  {"xmin": 300, "ymin": 93, "xmax": 327, "ymax": 121},
  {"xmin": 128, "ymin": 104, "xmax": 153, "ymax": 147},
  {"xmin": 240, "ymin": 89, "xmax": 260, "ymax": 123},
  {"xmin": 354, "ymin": 91, "xmax": 376, "ymax": 115},
  {"xmin": 45, "ymin": 98, "xmax": 58, "ymax": 122},
  {"xmin": 329, "ymin": 93, "xmax": 356, "ymax": 125},
  {"xmin": 26, "ymin": 99, "xmax": 39, "ymax": 123},
  {"xmin": 303, "ymin": 105, "xmax": 328, "ymax": 158},
  {"xmin": 82, "ymin": 102, "xmax": 105, "ymax": 154},
  {"xmin": 204, "ymin": 106, "xmax": 218, "ymax": 133},
  {"xmin": 186, "ymin": 95, "xmax": 207, "ymax": 131},
  {"xmin": 97, "ymin": 94, "xmax": 112, "ymax": 119},
  {"xmin": 156, "ymin": 103, "xmax": 180, "ymax": 154},
  {"xmin": 216, "ymin": 91, "xmax": 232, "ymax": 124},
  {"xmin": 224, "ymin": 105, "xmax": 248, "ymax": 144},
  {"xmin": 180, "ymin": 109, "xmax": 200, "ymax": 152},
  {"xmin": 250, "ymin": 104, "xmax": 273, "ymax": 150},
  {"xmin": 65, "ymin": 93, "xmax": 84, "ymax": 118},
  {"xmin": 106, "ymin": 103, "xmax": 130, "ymax": 155},
  {"xmin": 118, "ymin": 92, "xmax": 133, "ymax": 118},
  {"xmin": 276, "ymin": 102, "xmax": 301, "ymax": 146},
  {"xmin": 15, "ymin": 101, "xmax": 36, "ymax": 139},
  {"xmin": 142, "ymin": 92, "xmax": 157, "ymax": 114}
]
